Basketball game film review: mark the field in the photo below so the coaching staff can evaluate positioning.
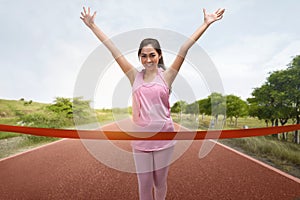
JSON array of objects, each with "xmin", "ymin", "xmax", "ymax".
[{"xmin": 0, "ymin": 99, "xmax": 299, "ymax": 178}]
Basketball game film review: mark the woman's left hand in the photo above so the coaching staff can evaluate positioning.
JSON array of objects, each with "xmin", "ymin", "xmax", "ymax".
[
  {"xmin": 203, "ymin": 8, "xmax": 225, "ymax": 25},
  {"xmin": 80, "ymin": 6, "xmax": 97, "ymax": 28}
]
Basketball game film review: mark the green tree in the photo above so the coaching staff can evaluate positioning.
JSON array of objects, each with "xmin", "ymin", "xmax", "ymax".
[
  {"xmin": 248, "ymin": 83, "xmax": 277, "ymax": 127},
  {"xmin": 248, "ymin": 55, "xmax": 300, "ymax": 143},
  {"xmin": 207, "ymin": 92, "xmax": 226, "ymax": 124},
  {"xmin": 226, "ymin": 95, "xmax": 248, "ymax": 127},
  {"xmin": 198, "ymin": 98, "xmax": 210, "ymax": 119},
  {"xmin": 171, "ymin": 100, "xmax": 187, "ymax": 114},
  {"xmin": 47, "ymin": 97, "xmax": 73, "ymax": 118},
  {"xmin": 72, "ymin": 97, "xmax": 94, "ymax": 124},
  {"xmin": 286, "ymin": 56, "xmax": 300, "ymax": 144},
  {"xmin": 185, "ymin": 101, "xmax": 199, "ymax": 115}
]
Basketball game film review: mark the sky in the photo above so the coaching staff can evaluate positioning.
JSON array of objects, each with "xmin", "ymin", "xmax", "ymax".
[{"xmin": 1, "ymin": 0, "xmax": 299, "ymax": 108}]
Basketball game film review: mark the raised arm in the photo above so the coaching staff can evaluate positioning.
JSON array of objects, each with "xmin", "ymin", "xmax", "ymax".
[
  {"xmin": 80, "ymin": 7, "xmax": 137, "ymax": 84},
  {"xmin": 164, "ymin": 8, "xmax": 225, "ymax": 87}
]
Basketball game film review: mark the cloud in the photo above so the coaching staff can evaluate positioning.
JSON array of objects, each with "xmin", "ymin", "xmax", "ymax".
[
  {"xmin": 210, "ymin": 32, "xmax": 297, "ymax": 100},
  {"xmin": 263, "ymin": 40, "xmax": 300, "ymax": 72}
]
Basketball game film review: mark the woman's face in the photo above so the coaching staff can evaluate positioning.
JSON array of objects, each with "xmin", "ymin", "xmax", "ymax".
[{"xmin": 140, "ymin": 44, "xmax": 161, "ymax": 70}]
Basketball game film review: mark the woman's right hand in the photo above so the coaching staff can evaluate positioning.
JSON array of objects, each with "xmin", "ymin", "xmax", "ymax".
[
  {"xmin": 203, "ymin": 8, "xmax": 225, "ymax": 26},
  {"xmin": 80, "ymin": 6, "xmax": 97, "ymax": 28}
]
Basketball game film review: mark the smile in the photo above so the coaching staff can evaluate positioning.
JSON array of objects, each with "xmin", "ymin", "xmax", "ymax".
[{"xmin": 144, "ymin": 64, "xmax": 155, "ymax": 67}]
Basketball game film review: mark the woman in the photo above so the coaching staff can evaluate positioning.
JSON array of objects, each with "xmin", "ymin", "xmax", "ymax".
[{"xmin": 80, "ymin": 6, "xmax": 225, "ymax": 200}]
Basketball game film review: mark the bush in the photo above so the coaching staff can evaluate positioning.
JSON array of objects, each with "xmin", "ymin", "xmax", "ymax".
[{"xmin": 18, "ymin": 111, "xmax": 74, "ymax": 128}]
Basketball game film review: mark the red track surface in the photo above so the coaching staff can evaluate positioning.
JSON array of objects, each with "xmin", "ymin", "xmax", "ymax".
[{"xmin": 0, "ymin": 139, "xmax": 300, "ymax": 200}]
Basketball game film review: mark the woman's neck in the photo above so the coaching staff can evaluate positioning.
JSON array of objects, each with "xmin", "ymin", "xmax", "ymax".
[{"xmin": 143, "ymin": 67, "xmax": 158, "ymax": 82}]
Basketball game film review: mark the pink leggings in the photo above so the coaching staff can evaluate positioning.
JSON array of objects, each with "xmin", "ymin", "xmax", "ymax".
[{"xmin": 133, "ymin": 146, "xmax": 174, "ymax": 200}]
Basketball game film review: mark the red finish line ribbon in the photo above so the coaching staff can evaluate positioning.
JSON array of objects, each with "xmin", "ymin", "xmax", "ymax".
[{"xmin": 0, "ymin": 123, "xmax": 300, "ymax": 140}]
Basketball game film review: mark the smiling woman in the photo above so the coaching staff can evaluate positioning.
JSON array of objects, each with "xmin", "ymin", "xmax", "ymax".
[{"xmin": 80, "ymin": 6, "xmax": 225, "ymax": 200}]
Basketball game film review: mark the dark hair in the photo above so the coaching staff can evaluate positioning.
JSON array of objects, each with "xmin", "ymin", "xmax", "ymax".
[{"xmin": 138, "ymin": 38, "xmax": 166, "ymax": 70}]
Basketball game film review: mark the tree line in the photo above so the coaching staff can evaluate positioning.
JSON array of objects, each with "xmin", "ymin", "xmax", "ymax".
[
  {"xmin": 171, "ymin": 93, "xmax": 248, "ymax": 127},
  {"xmin": 171, "ymin": 55, "xmax": 300, "ymax": 144}
]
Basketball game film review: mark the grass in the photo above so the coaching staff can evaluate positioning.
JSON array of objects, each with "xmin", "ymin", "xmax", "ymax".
[
  {"xmin": 0, "ymin": 99, "xmax": 46, "ymax": 116},
  {"xmin": 0, "ymin": 99, "xmax": 48, "ymax": 139},
  {"xmin": 171, "ymin": 113, "xmax": 267, "ymax": 130},
  {"xmin": 222, "ymin": 136, "xmax": 300, "ymax": 165},
  {"xmin": 221, "ymin": 136, "xmax": 300, "ymax": 178},
  {"xmin": 0, "ymin": 132, "xmax": 21, "ymax": 139},
  {"xmin": 0, "ymin": 99, "xmax": 66, "ymax": 158},
  {"xmin": 0, "ymin": 135, "xmax": 59, "ymax": 159}
]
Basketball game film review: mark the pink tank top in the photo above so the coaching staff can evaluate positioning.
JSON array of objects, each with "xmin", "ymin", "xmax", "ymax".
[{"xmin": 131, "ymin": 68, "xmax": 176, "ymax": 151}]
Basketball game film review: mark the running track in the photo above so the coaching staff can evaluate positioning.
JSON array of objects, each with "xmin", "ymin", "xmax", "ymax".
[{"xmin": 1, "ymin": 139, "xmax": 300, "ymax": 200}]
